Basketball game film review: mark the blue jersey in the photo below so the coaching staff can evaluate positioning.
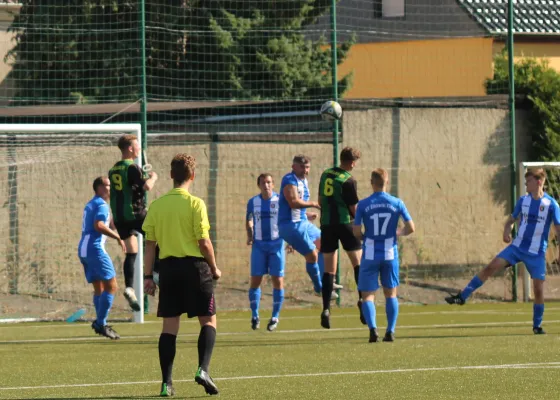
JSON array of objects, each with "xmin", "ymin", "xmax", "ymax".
[
  {"xmin": 278, "ymin": 172, "xmax": 309, "ymax": 225},
  {"xmin": 512, "ymin": 193, "xmax": 560, "ymax": 255},
  {"xmin": 78, "ymin": 196, "xmax": 111, "ymax": 257},
  {"xmin": 354, "ymin": 192, "xmax": 412, "ymax": 261},
  {"xmin": 246, "ymin": 192, "xmax": 280, "ymax": 242}
]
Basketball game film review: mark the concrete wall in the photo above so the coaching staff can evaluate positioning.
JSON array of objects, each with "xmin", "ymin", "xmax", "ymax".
[{"xmin": 0, "ymin": 106, "xmax": 532, "ymax": 305}]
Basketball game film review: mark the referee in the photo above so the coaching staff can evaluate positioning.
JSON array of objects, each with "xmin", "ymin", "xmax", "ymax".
[{"xmin": 143, "ymin": 154, "xmax": 221, "ymax": 397}]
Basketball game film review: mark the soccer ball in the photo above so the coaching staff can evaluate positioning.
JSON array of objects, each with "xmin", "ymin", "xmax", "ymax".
[{"xmin": 320, "ymin": 100, "xmax": 343, "ymax": 121}]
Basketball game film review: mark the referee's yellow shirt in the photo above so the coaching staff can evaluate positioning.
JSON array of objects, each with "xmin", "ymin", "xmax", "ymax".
[{"xmin": 142, "ymin": 188, "xmax": 210, "ymax": 259}]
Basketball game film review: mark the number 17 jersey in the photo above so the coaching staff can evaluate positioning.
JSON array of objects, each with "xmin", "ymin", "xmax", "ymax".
[{"xmin": 354, "ymin": 192, "xmax": 412, "ymax": 260}]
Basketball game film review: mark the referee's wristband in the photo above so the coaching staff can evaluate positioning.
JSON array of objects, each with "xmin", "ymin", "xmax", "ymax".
[{"xmin": 144, "ymin": 274, "xmax": 154, "ymax": 280}]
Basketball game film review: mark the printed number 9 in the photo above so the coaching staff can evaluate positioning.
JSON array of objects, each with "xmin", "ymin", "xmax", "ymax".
[
  {"xmin": 323, "ymin": 178, "xmax": 334, "ymax": 196},
  {"xmin": 111, "ymin": 174, "xmax": 123, "ymax": 191}
]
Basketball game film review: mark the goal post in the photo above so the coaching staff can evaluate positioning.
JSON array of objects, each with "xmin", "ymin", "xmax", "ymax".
[
  {"xmin": 0, "ymin": 123, "xmax": 144, "ymax": 323},
  {"xmin": 518, "ymin": 161, "xmax": 560, "ymax": 303}
]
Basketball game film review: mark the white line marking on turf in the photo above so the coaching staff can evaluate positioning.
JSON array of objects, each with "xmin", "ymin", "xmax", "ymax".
[
  {"xmin": 1, "ymin": 320, "xmax": 559, "ymax": 344},
  {"xmin": 4, "ymin": 308, "xmax": 560, "ymax": 329},
  {"xmin": 1, "ymin": 362, "xmax": 559, "ymax": 391}
]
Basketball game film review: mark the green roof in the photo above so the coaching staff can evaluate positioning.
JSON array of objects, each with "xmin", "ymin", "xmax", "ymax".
[{"xmin": 458, "ymin": 0, "xmax": 560, "ymax": 35}]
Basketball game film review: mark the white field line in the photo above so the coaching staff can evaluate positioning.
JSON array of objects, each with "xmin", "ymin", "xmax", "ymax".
[
  {"xmin": 1, "ymin": 319, "xmax": 559, "ymax": 344},
  {"xmin": 3, "ymin": 307, "xmax": 560, "ymax": 329},
  {"xmin": 1, "ymin": 362, "xmax": 560, "ymax": 391}
]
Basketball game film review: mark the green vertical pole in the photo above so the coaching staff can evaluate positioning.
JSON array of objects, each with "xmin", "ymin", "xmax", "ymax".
[
  {"xmin": 330, "ymin": 0, "xmax": 341, "ymax": 306},
  {"xmin": 140, "ymin": 0, "xmax": 148, "ymax": 148},
  {"xmin": 140, "ymin": 0, "xmax": 149, "ymax": 313},
  {"xmin": 507, "ymin": 0, "xmax": 518, "ymax": 302}
]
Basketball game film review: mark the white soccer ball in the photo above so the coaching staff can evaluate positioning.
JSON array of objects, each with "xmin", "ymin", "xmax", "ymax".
[{"xmin": 320, "ymin": 100, "xmax": 343, "ymax": 121}]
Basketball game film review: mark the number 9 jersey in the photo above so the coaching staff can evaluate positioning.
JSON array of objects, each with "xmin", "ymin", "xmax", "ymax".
[
  {"xmin": 108, "ymin": 159, "xmax": 148, "ymax": 223},
  {"xmin": 354, "ymin": 192, "xmax": 412, "ymax": 261}
]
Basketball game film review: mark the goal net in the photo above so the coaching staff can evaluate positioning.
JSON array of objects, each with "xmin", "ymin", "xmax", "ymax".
[
  {"xmin": 519, "ymin": 162, "xmax": 560, "ymax": 303},
  {"xmin": 0, "ymin": 124, "xmax": 144, "ymax": 322}
]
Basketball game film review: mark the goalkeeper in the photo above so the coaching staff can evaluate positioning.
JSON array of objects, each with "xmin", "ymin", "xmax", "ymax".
[{"xmin": 109, "ymin": 135, "xmax": 158, "ymax": 311}]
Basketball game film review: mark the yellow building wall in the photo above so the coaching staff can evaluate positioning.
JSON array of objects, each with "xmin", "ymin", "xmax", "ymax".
[
  {"xmin": 492, "ymin": 41, "xmax": 560, "ymax": 72},
  {"xmin": 339, "ymin": 37, "xmax": 494, "ymax": 99}
]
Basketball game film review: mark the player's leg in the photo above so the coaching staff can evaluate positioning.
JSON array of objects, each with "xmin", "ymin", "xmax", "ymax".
[
  {"xmin": 268, "ymin": 241, "xmax": 285, "ymax": 331},
  {"xmin": 91, "ymin": 280, "xmax": 102, "ymax": 320},
  {"xmin": 195, "ymin": 315, "xmax": 219, "ymax": 395},
  {"xmin": 319, "ymin": 225, "xmax": 339, "ymax": 328},
  {"xmin": 524, "ymin": 254, "xmax": 547, "ymax": 334},
  {"xmin": 249, "ymin": 243, "xmax": 266, "ymax": 329},
  {"xmin": 159, "ymin": 316, "xmax": 180, "ymax": 397},
  {"xmin": 380, "ymin": 259, "xmax": 400, "ymax": 342},
  {"xmin": 192, "ymin": 259, "xmax": 219, "ymax": 395},
  {"xmin": 359, "ymin": 260, "xmax": 381, "ymax": 342},
  {"xmin": 96, "ymin": 276, "xmax": 119, "ymax": 339},
  {"xmin": 445, "ymin": 246, "xmax": 515, "ymax": 305},
  {"xmin": 119, "ymin": 222, "xmax": 141, "ymax": 311},
  {"xmin": 339, "ymin": 223, "xmax": 364, "ymax": 324}
]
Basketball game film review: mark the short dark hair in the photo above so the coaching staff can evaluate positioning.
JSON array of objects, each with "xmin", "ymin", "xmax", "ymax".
[
  {"xmin": 92, "ymin": 176, "xmax": 106, "ymax": 193},
  {"xmin": 293, "ymin": 154, "xmax": 310, "ymax": 164},
  {"xmin": 371, "ymin": 168, "xmax": 389, "ymax": 187},
  {"xmin": 117, "ymin": 134, "xmax": 137, "ymax": 151},
  {"xmin": 340, "ymin": 147, "xmax": 361, "ymax": 163},
  {"xmin": 525, "ymin": 168, "xmax": 547, "ymax": 181},
  {"xmin": 257, "ymin": 173, "xmax": 273, "ymax": 186},
  {"xmin": 171, "ymin": 153, "xmax": 196, "ymax": 184}
]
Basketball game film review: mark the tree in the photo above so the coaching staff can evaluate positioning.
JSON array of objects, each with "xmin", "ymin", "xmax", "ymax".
[
  {"xmin": 486, "ymin": 51, "xmax": 560, "ymax": 197},
  {"xmin": 5, "ymin": 0, "xmax": 354, "ymax": 105}
]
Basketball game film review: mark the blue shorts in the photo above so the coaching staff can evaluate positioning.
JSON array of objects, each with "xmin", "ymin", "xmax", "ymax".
[
  {"xmin": 358, "ymin": 256, "xmax": 400, "ymax": 292},
  {"xmin": 251, "ymin": 239, "xmax": 285, "ymax": 277},
  {"xmin": 79, "ymin": 249, "xmax": 116, "ymax": 284},
  {"xmin": 278, "ymin": 221, "xmax": 321, "ymax": 256},
  {"xmin": 497, "ymin": 245, "xmax": 546, "ymax": 280}
]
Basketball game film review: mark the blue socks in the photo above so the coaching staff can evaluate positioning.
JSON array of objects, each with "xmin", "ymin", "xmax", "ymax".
[
  {"xmin": 272, "ymin": 289, "xmax": 284, "ymax": 320},
  {"xmin": 93, "ymin": 294, "xmax": 101, "ymax": 316},
  {"xmin": 460, "ymin": 275, "xmax": 484, "ymax": 301},
  {"xmin": 306, "ymin": 262, "xmax": 322, "ymax": 293},
  {"xmin": 248, "ymin": 288, "xmax": 261, "ymax": 319},
  {"xmin": 362, "ymin": 300, "xmax": 376, "ymax": 329},
  {"xmin": 386, "ymin": 297, "xmax": 399, "ymax": 333},
  {"xmin": 533, "ymin": 303, "xmax": 544, "ymax": 328},
  {"xmin": 97, "ymin": 292, "xmax": 114, "ymax": 326}
]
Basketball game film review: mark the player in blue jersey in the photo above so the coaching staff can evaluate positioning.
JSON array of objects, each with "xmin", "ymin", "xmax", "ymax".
[
  {"xmin": 278, "ymin": 155, "xmax": 338, "ymax": 300},
  {"xmin": 78, "ymin": 176, "xmax": 126, "ymax": 339},
  {"xmin": 446, "ymin": 168, "xmax": 560, "ymax": 334},
  {"xmin": 246, "ymin": 173, "xmax": 286, "ymax": 331},
  {"xmin": 353, "ymin": 168, "xmax": 415, "ymax": 343}
]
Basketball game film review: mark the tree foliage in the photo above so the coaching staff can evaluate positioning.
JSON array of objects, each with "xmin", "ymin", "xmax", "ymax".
[
  {"xmin": 5, "ymin": 0, "xmax": 354, "ymax": 105},
  {"xmin": 486, "ymin": 51, "xmax": 560, "ymax": 197}
]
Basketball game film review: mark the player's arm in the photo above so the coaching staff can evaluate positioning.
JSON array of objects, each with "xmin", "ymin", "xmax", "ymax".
[
  {"xmin": 194, "ymin": 200, "xmax": 221, "ymax": 279},
  {"xmin": 93, "ymin": 207, "xmax": 126, "ymax": 252},
  {"xmin": 342, "ymin": 178, "xmax": 359, "ymax": 219},
  {"xmin": 397, "ymin": 220, "xmax": 415, "ymax": 237},
  {"xmin": 245, "ymin": 201, "xmax": 254, "ymax": 245},
  {"xmin": 503, "ymin": 197, "xmax": 523, "ymax": 243},
  {"xmin": 246, "ymin": 220, "xmax": 254, "ymax": 245},
  {"xmin": 396, "ymin": 200, "xmax": 415, "ymax": 237},
  {"xmin": 129, "ymin": 165, "xmax": 157, "ymax": 192},
  {"xmin": 283, "ymin": 184, "xmax": 320, "ymax": 209},
  {"xmin": 352, "ymin": 202, "xmax": 364, "ymax": 240}
]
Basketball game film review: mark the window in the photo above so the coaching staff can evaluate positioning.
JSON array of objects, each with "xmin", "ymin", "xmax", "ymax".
[{"xmin": 374, "ymin": 0, "xmax": 405, "ymax": 19}]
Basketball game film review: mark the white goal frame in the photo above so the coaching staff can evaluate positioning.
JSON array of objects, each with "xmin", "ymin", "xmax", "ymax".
[
  {"xmin": 0, "ymin": 124, "xmax": 144, "ymax": 323},
  {"xmin": 519, "ymin": 161, "xmax": 560, "ymax": 303}
]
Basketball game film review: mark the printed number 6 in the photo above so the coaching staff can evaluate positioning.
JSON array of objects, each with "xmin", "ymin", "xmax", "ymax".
[
  {"xmin": 111, "ymin": 174, "xmax": 123, "ymax": 191},
  {"xmin": 323, "ymin": 178, "xmax": 334, "ymax": 196}
]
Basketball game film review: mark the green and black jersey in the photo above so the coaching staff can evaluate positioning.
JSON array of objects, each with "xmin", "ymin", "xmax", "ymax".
[
  {"xmin": 109, "ymin": 160, "xmax": 148, "ymax": 223},
  {"xmin": 318, "ymin": 167, "xmax": 359, "ymax": 226}
]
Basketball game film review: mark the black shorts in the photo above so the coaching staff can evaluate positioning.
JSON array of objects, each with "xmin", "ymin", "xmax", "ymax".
[
  {"xmin": 157, "ymin": 256, "xmax": 216, "ymax": 319},
  {"xmin": 115, "ymin": 219, "xmax": 145, "ymax": 240},
  {"xmin": 320, "ymin": 224, "xmax": 361, "ymax": 253}
]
